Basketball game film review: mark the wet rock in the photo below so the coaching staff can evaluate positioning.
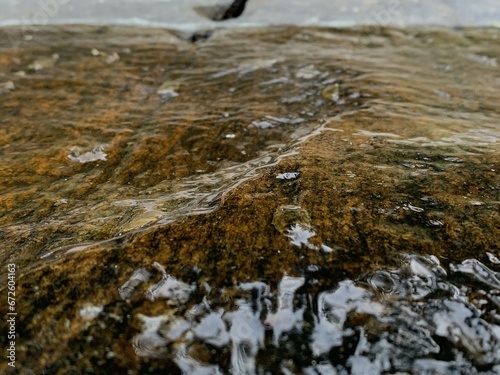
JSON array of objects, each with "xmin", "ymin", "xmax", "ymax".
[{"xmin": 0, "ymin": 24, "xmax": 499, "ymax": 375}]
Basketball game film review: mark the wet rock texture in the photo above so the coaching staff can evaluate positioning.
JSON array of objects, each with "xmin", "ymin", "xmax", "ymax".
[{"xmin": 0, "ymin": 25, "xmax": 499, "ymax": 373}]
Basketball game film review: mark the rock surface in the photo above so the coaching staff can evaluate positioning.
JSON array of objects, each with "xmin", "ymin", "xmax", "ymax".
[{"xmin": 0, "ymin": 24, "xmax": 499, "ymax": 374}]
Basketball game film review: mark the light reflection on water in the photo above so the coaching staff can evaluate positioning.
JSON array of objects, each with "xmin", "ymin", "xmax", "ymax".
[{"xmin": 119, "ymin": 254, "xmax": 500, "ymax": 374}]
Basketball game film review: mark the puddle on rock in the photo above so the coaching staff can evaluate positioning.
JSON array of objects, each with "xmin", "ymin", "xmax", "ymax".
[{"xmin": 0, "ymin": 25, "xmax": 499, "ymax": 374}]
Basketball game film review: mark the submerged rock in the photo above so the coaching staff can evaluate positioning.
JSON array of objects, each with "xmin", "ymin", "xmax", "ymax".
[{"xmin": 0, "ymin": 24, "xmax": 499, "ymax": 374}]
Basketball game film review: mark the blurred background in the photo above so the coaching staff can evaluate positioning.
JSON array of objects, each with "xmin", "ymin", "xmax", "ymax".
[{"xmin": 0, "ymin": 0, "xmax": 499, "ymax": 29}]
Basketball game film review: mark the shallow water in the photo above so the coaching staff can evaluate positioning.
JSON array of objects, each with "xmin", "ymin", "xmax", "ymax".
[
  {"xmin": 123, "ymin": 254, "xmax": 500, "ymax": 374},
  {"xmin": 0, "ymin": 25, "xmax": 499, "ymax": 374}
]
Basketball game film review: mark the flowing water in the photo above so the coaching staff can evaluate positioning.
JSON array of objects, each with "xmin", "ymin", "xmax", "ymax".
[{"xmin": 0, "ymin": 25, "xmax": 499, "ymax": 374}]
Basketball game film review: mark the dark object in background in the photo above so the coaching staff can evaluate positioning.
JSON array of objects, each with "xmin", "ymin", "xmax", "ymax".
[{"xmin": 194, "ymin": 0, "xmax": 248, "ymax": 21}]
